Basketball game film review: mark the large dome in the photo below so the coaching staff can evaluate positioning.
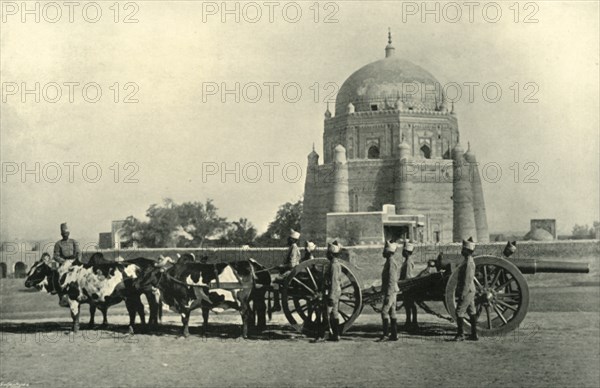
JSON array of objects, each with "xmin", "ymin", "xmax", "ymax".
[
  {"xmin": 335, "ymin": 56, "xmax": 446, "ymax": 115},
  {"xmin": 523, "ymin": 228, "xmax": 554, "ymax": 241}
]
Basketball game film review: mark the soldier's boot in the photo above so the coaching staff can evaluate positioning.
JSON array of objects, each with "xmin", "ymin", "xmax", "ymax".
[
  {"xmin": 257, "ymin": 311, "xmax": 266, "ymax": 332},
  {"xmin": 404, "ymin": 310, "xmax": 412, "ymax": 330},
  {"xmin": 271, "ymin": 291, "xmax": 281, "ymax": 313},
  {"xmin": 330, "ymin": 318, "xmax": 340, "ymax": 342},
  {"xmin": 452, "ymin": 317, "xmax": 465, "ymax": 341},
  {"xmin": 389, "ymin": 319, "xmax": 398, "ymax": 341},
  {"xmin": 468, "ymin": 315, "xmax": 479, "ymax": 341},
  {"xmin": 312, "ymin": 315, "xmax": 327, "ymax": 342},
  {"xmin": 379, "ymin": 319, "xmax": 389, "ymax": 341},
  {"xmin": 411, "ymin": 312, "xmax": 419, "ymax": 332}
]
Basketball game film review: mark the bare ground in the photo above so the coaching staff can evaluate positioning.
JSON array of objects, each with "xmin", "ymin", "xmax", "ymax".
[{"xmin": 1, "ymin": 277, "xmax": 599, "ymax": 387}]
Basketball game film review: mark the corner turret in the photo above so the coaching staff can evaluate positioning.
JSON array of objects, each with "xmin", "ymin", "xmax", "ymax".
[
  {"xmin": 395, "ymin": 141, "xmax": 415, "ymax": 215},
  {"xmin": 347, "ymin": 102, "xmax": 355, "ymax": 114},
  {"xmin": 452, "ymin": 143, "xmax": 477, "ymax": 242},
  {"xmin": 301, "ymin": 145, "xmax": 323, "ymax": 242},
  {"xmin": 331, "ymin": 145, "xmax": 350, "ymax": 212},
  {"xmin": 308, "ymin": 143, "xmax": 319, "ymax": 165},
  {"xmin": 464, "ymin": 144, "xmax": 489, "ymax": 242}
]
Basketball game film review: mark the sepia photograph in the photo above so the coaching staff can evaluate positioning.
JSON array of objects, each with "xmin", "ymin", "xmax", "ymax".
[{"xmin": 1, "ymin": 1, "xmax": 598, "ymax": 387}]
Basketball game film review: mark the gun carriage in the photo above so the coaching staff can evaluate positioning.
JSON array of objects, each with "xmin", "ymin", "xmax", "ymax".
[{"xmin": 276, "ymin": 245, "xmax": 589, "ymax": 337}]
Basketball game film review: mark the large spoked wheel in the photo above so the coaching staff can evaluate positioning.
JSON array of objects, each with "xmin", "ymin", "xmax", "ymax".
[
  {"xmin": 445, "ymin": 255, "xmax": 530, "ymax": 336},
  {"xmin": 282, "ymin": 259, "xmax": 363, "ymax": 335}
]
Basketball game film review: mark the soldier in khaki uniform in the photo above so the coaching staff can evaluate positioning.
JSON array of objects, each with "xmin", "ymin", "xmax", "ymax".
[
  {"xmin": 326, "ymin": 241, "xmax": 343, "ymax": 341},
  {"xmin": 302, "ymin": 241, "xmax": 316, "ymax": 262},
  {"xmin": 379, "ymin": 240, "xmax": 400, "ymax": 341},
  {"xmin": 453, "ymin": 237, "xmax": 478, "ymax": 341},
  {"xmin": 272, "ymin": 230, "xmax": 301, "ymax": 312},
  {"xmin": 313, "ymin": 241, "xmax": 343, "ymax": 343},
  {"xmin": 400, "ymin": 240, "xmax": 418, "ymax": 332},
  {"xmin": 53, "ymin": 222, "xmax": 81, "ymax": 264},
  {"xmin": 53, "ymin": 222, "xmax": 81, "ymax": 307}
]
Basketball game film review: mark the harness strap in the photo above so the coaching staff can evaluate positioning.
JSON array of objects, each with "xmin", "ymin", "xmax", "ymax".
[
  {"xmin": 252, "ymin": 265, "xmax": 279, "ymax": 274},
  {"xmin": 164, "ymin": 273, "xmax": 252, "ymax": 290}
]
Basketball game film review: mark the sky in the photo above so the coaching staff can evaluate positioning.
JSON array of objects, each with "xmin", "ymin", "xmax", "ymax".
[{"xmin": 1, "ymin": 0, "xmax": 599, "ymax": 244}]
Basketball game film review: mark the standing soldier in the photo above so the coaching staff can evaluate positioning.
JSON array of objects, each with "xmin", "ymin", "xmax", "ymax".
[
  {"xmin": 379, "ymin": 240, "xmax": 400, "ymax": 341},
  {"xmin": 302, "ymin": 241, "xmax": 317, "ymax": 262},
  {"xmin": 285, "ymin": 229, "xmax": 302, "ymax": 268},
  {"xmin": 325, "ymin": 241, "xmax": 343, "ymax": 341},
  {"xmin": 53, "ymin": 222, "xmax": 81, "ymax": 307},
  {"xmin": 272, "ymin": 229, "xmax": 302, "ymax": 312},
  {"xmin": 400, "ymin": 240, "xmax": 418, "ymax": 332},
  {"xmin": 453, "ymin": 237, "xmax": 479, "ymax": 341}
]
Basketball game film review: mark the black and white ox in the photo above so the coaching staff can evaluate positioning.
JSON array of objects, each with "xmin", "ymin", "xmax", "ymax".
[
  {"xmin": 135, "ymin": 259, "xmax": 270, "ymax": 338},
  {"xmin": 24, "ymin": 253, "xmax": 162, "ymax": 333}
]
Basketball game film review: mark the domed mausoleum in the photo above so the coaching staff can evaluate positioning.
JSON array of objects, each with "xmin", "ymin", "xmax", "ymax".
[{"xmin": 301, "ymin": 31, "xmax": 489, "ymax": 244}]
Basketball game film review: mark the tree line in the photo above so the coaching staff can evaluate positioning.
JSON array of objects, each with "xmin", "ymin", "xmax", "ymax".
[
  {"xmin": 121, "ymin": 198, "xmax": 303, "ymax": 248},
  {"xmin": 571, "ymin": 222, "xmax": 599, "ymax": 240}
]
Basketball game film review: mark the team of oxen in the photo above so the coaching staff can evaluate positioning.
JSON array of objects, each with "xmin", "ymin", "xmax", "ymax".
[{"xmin": 24, "ymin": 253, "xmax": 271, "ymax": 338}]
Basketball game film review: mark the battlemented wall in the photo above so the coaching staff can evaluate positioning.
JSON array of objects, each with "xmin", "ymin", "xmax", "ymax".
[{"xmin": 2, "ymin": 241, "xmax": 596, "ymax": 285}]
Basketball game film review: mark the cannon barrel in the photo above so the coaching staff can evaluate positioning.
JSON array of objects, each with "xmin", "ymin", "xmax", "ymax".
[{"xmin": 512, "ymin": 259, "xmax": 590, "ymax": 274}]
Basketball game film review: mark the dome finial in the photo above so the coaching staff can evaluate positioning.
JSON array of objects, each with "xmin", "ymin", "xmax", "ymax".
[
  {"xmin": 385, "ymin": 28, "xmax": 395, "ymax": 58},
  {"xmin": 312, "ymin": 142, "xmax": 315, "ymax": 152},
  {"xmin": 324, "ymin": 102, "xmax": 332, "ymax": 118}
]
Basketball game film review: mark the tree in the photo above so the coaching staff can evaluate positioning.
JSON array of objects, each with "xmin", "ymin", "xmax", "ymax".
[
  {"xmin": 175, "ymin": 200, "xmax": 228, "ymax": 247},
  {"xmin": 121, "ymin": 198, "xmax": 228, "ymax": 248},
  {"xmin": 572, "ymin": 224, "xmax": 593, "ymax": 240},
  {"xmin": 257, "ymin": 199, "xmax": 303, "ymax": 246},
  {"xmin": 219, "ymin": 218, "xmax": 258, "ymax": 246}
]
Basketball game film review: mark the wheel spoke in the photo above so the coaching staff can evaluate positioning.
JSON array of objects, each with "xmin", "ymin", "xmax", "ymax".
[
  {"xmin": 485, "ymin": 305, "xmax": 492, "ymax": 329},
  {"xmin": 495, "ymin": 292, "xmax": 521, "ymax": 299},
  {"xmin": 475, "ymin": 303, "xmax": 483, "ymax": 320},
  {"xmin": 495, "ymin": 277, "xmax": 515, "ymax": 292},
  {"xmin": 339, "ymin": 309, "xmax": 350, "ymax": 321},
  {"xmin": 493, "ymin": 304, "xmax": 508, "ymax": 324},
  {"xmin": 292, "ymin": 277, "xmax": 316, "ymax": 295},
  {"xmin": 306, "ymin": 267, "xmax": 319, "ymax": 291},
  {"xmin": 496, "ymin": 300, "xmax": 517, "ymax": 311},
  {"xmin": 490, "ymin": 268, "xmax": 503, "ymax": 289},
  {"xmin": 339, "ymin": 299, "xmax": 356, "ymax": 308},
  {"xmin": 500, "ymin": 298, "xmax": 520, "ymax": 305},
  {"xmin": 482, "ymin": 265, "xmax": 488, "ymax": 288},
  {"xmin": 341, "ymin": 282, "xmax": 354, "ymax": 290},
  {"xmin": 291, "ymin": 303, "xmax": 308, "ymax": 314},
  {"xmin": 474, "ymin": 277, "xmax": 483, "ymax": 291}
]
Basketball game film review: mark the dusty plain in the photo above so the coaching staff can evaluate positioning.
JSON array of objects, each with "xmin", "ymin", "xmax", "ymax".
[{"xmin": 1, "ymin": 254, "xmax": 598, "ymax": 387}]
